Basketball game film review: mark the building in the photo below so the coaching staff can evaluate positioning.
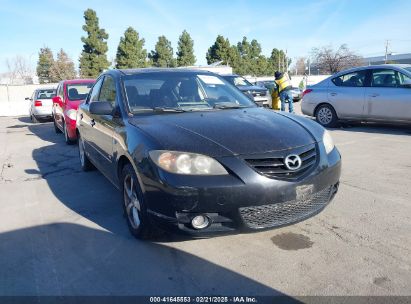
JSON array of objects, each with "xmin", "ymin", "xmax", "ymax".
[{"xmin": 364, "ymin": 53, "xmax": 411, "ymax": 65}]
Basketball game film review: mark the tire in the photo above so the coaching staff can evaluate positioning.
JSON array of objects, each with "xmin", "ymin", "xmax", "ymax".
[
  {"xmin": 121, "ymin": 163, "xmax": 154, "ymax": 240},
  {"xmin": 54, "ymin": 118, "xmax": 62, "ymax": 133},
  {"xmin": 78, "ymin": 132, "xmax": 94, "ymax": 171},
  {"xmin": 315, "ymin": 104, "xmax": 339, "ymax": 128},
  {"xmin": 63, "ymin": 121, "xmax": 75, "ymax": 145},
  {"xmin": 31, "ymin": 114, "xmax": 38, "ymax": 123}
]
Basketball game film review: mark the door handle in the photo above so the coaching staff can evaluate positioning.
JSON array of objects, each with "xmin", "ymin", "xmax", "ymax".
[
  {"xmin": 90, "ymin": 119, "xmax": 95, "ymax": 127},
  {"xmin": 370, "ymin": 93, "xmax": 379, "ymax": 97},
  {"xmin": 330, "ymin": 92, "xmax": 337, "ymax": 96}
]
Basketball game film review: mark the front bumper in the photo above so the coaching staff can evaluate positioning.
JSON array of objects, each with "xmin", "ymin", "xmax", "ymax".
[{"xmin": 140, "ymin": 146, "xmax": 341, "ymax": 236}]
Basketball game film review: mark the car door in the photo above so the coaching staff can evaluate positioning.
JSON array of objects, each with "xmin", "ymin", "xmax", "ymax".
[
  {"xmin": 79, "ymin": 77, "xmax": 104, "ymax": 164},
  {"xmin": 328, "ymin": 69, "xmax": 369, "ymax": 119},
  {"xmin": 366, "ymin": 68, "xmax": 411, "ymax": 122},
  {"xmin": 84, "ymin": 75, "xmax": 119, "ymax": 181},
  {"xmin": 54, "ymin": 82, "xmax": 65, "ymax": 128}
]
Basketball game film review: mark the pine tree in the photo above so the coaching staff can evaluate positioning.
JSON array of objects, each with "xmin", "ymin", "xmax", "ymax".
[
  {"xmin": 79, "ymin": 9, "xmax": 110, "ymax": 78},
  {"xmin": 115, "ymin": 27, "xmax": 147, "ymax": 69},
  {"xmin": 36, "ymin": 47, "xmax": 54, "ymax": 83},
  {"xmin": 50, "ymin": 49, "xmax": 76, "ymax": 82},
  {"xmin": 149, "ymin": 36, "xmax": 175, "ymax": 67},
  {"xmin": 176, "ymin": 30, "xmax": 196, "ymax": 67},
  {"xmin": 206, "ymin": 35, "xmax": 235, "ymax": 65}
]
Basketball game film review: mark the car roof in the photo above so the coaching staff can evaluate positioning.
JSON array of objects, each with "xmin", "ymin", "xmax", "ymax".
[
  {"xmin": 36, "ymin": 87, "xmax": 55, "ymax": 91},
  {"xmin": 117, "ymin": 68, "xmax": 216, "ymax": 76},
  {"xmin": 334, "ymin": 64, "xmax": 411, "ymax": 76},
  {"xmin": 63, "ymin": 79, "xmax": 95, "ymax": 84}
]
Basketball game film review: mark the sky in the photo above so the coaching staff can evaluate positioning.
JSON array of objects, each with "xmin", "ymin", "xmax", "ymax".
[{"xmin": 0, "ymin": 0, "xmax": 410, "ymax": 74}]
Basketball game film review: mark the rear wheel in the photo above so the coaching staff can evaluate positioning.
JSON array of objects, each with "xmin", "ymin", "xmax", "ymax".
[
  {"xmin": 78, "ymin": 133, "xmax": 94, "ymax": 171},
  {"xmin": 315, "ymin": 104, "xmax": 338, "ymax": 128},
  {"xmin": 121, "ymin": 163, "xmax": 154, "ymax": 240},
  {"xmin": 54, "ymin": 118, "xmax": 62, "ymax": 133},
  {"xmin": 30, "ymin": 114, "xmax": 38, "ymax": 123},
  {"xmin": 63, "ymin": 121, "xmax": 75, "ymax": 145}
]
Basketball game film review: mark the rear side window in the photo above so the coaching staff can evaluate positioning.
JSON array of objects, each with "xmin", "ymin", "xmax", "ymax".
[
  {"xmin": 332, "ymin": 70, "xmax": 367, "ymax": 87},
  {"xmin": 99, "ymin": 76, "xmax": 117, "ymax": 106}
]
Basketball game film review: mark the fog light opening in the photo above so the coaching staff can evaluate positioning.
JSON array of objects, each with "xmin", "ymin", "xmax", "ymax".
[{"xmin": 191, "ymin": 215, "xmax": 210, "ymax": 230}]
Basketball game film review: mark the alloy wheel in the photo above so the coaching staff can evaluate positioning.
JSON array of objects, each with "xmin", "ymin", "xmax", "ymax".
[
  {"xmin": 123, "ymin": 174, "xmax": 141, "ymax": 229},
  {"xmin": 317, "ymin": 107, "xmax": 333, "ymax": 125}
]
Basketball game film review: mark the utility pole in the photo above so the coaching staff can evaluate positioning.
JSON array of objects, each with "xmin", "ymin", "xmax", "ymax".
[{"xmin": 384, "ymin": 40, "xmax": 389, "ymax": 64}]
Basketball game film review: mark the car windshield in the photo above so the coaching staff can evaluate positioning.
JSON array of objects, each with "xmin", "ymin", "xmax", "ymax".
[
  {"xmin": 224, "ymin": 76, "xmax": 253, "ymax": 87},
  {"xmin": 123, "ymin": 72, "xmax": 256, "ymax": 113},
  {"xmin": 36, "ymin": 89, "xmax": 55, "ymax": 99},
  {"xmin": 67, "ymin": 83, "xmax": 94, "ymax": 101},
  {"xmin": 405, "ymin": 67, "xmax": 411, "ymax": 74}
]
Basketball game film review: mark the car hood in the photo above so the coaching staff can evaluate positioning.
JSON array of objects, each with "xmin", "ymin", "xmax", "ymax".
[{"xmin": 129, "ymin": 108, "xmax": 316, "ymax": 157}]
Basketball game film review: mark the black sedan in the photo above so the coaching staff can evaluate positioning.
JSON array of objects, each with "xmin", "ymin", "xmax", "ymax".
[{"xmin": 76, "ymin": 69, "xmax": 341, "ymax": 239}]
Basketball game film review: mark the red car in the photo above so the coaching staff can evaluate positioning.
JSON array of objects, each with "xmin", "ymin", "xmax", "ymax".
[{"xmin": 52, "ymin": 79, "xmax": 95, "ymax": 144}]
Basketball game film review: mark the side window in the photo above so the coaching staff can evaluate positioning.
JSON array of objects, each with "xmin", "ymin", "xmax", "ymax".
[
  {"xmin": 99, "ymin": 76, "xmax": 117, "ymax": 107},
  {"xmin": 332, "ymin": 70, "xmax": 367, "ymax": 87},
  {"xmin": 89, "ymin": 77, "xmax": 104, "ymax": 103},
  {"xmin": 397, "ymin": 71, "xmax": 411, "ymax": 87},
  {"xmin": 371, "ymin": 69, "xmax": 398, "ymax": 88}
]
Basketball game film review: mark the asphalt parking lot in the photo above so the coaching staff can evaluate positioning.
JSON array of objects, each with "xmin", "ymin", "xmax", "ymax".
[{"xmin": 0, "ymin": 104, "xmax": 410, "ymax": 297}]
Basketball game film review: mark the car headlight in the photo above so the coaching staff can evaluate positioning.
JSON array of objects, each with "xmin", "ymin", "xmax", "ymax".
[
  {"xmin": 149, "ymin": 150, "xmax": 228, "ymax": 175},
  {"xmin": 66, "ymin": 109, "xmax": 77, "ymax": 120},
  {"xmin": 323, "ymin": 130, "xmax": 335, "ymax": 154}
]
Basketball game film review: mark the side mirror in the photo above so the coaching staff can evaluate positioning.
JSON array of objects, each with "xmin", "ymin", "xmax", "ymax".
[
  {"xmin": 52, "ymin": 96, "xmax": 63, "ymax": 106},
  {"xmin": 89, "ymin": 101, "xmax": 113, "ymax": 115},
  {"xmin": 25, "ymin": 97, "xmax": 30, "ymax": 100}
]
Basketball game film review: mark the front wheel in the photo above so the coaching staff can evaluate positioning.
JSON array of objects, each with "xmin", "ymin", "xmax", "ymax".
[
  {"xmin": 121, "ymin": 163, "xmax": 154, "ymax": 240},
  {"xmin": 315, "ymin": 104, "xmax": 339, "ymax": 128}
]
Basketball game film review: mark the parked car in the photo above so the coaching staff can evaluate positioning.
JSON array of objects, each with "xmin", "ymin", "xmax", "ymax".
[
  {"xmin": 222, "ymin": 74, "xmax": 271, "ymax": 107},
  {"xmin": 256, "ymin": 81, "xmax": 302, "ymax": 102},
  {"xmin": 52, "ymin": 79, "xmax": 95, "ymax": 144},
  {"xmin": 290, "ymin": 87, "xmax": 303, "ymax": 101},
  {"xmin": 76, "ymin": 68, "xmax": 341, "ymax": 239},
  {"xmin": 302, "ymin": 64, "xmax": 411, "ymax": 127},
  {"xmin": 26, "ymin": 88, "xmax": 56, "ymax": 122}
]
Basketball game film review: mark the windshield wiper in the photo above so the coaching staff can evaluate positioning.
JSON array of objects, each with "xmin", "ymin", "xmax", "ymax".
[
  {"xmin": 213, "ymin": 103, "xmax": 247, "ymax": 109},
  {"xmin": 153, "ymin": 107, "xmax": 186, "ymax": 113}
]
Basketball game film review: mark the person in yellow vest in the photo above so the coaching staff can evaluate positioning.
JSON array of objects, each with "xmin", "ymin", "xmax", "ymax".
[{"xmin": 275, "ymin": 71, "xmax": 294, "ymax": 113}]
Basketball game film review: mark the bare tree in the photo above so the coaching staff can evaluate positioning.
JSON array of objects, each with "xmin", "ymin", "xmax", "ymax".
[
  {"xmin": 295, "ymin": 57, "xmax": 306, "ymax": 75},
  {"xmin": 311, "ymin": 44, "xmax": 363, "ymax": 74},
  {"xmin": 5, "ymin": 55, "xmax": 33, "ymax": 84}
]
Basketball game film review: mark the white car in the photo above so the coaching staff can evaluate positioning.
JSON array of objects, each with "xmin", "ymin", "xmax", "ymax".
[
  {"xmin": 27, "ymin": 88, "xmax": 56, "ymax": 122},
  {"xmin": 301, "ymin": 64, "xmax": 411, "ymax": 127}
]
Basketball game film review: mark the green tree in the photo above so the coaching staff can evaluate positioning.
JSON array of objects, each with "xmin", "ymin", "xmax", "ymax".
[
  {"xmin": 206, "ymin": 35, "xmax": 237, "ymax": 66},
  {"xmin": 176, "ymin": 30, "xmax": 196, "ymax": 66},
  {"xmin": 50, "ymin": 49, "xmax": 76, "ymax": 82},
  {"xmin": 268, "ymin": 48, "xmax": 291, "ymax": 74},
  {"xmin": 149, "ymin": 36, "xmax": 176, "ymax": 67},
  {"xmin": 115, "ymin": 27, "xmax": 147, "ymax": 69},
  {"xmin": 79, "ymin": 9, "xmax": 110, "ymax": 78},
  {"xmin": 36, "ymin": 47, "xmax": 54, "ymax": 83}
]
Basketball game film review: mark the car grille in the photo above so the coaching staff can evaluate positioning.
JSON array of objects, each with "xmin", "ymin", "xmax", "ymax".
[
  {"xmin": 239, "ymin": 186, "xmax": 333, "ymax": 229},
  {"xmin": 244, "ymin": 145, "xmax": 317, "ymax": 180}
]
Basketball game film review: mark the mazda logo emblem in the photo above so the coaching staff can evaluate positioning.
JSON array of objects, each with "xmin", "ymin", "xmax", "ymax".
[{"xmin": 284, "ymin": 154, "xmax": 302, "ymax": 170}]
